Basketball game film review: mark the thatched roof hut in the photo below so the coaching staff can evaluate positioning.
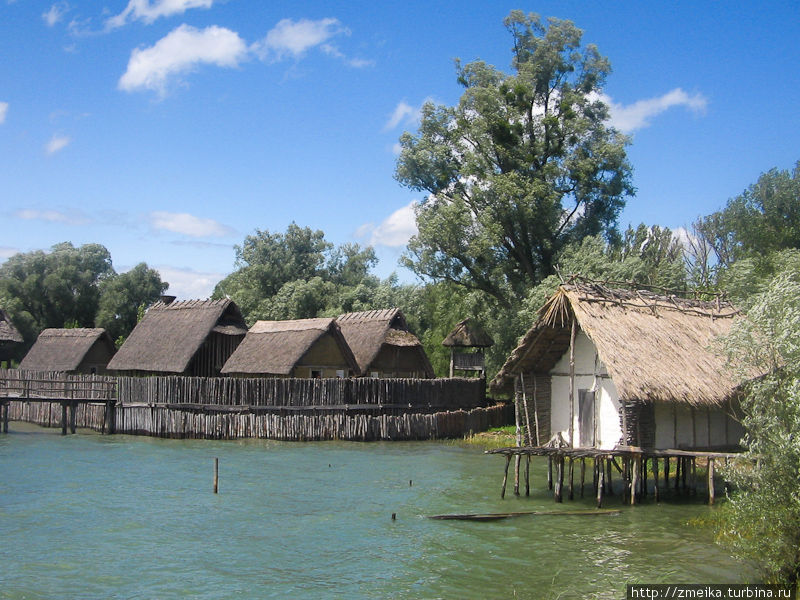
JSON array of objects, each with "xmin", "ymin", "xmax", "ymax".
[
  {"xmin": 19, "ymin": 328, "xmax": 115, "ymax": 374},
  {"xmin": 0, "ymin": 309, "xmax": 23, "ymax": 361},
  {"xmin": 221, "ymin": 317, "xmax": 358, "ymax": 377},
  {"xmin": 336, "ymin": 308, "xmax": 435, "ymax": 378},
  {"xmin": 107, "ymin": 298, "xmax": 247, "ymax": 377},
  {"xmin": 492, "ymin": 282, "xmax": 749, "ymax": 450},
  {"xmin": 493, "ymin": 283, "xmax": 743, "ymax": 405},
  {"xmin": 442, "ymin": 318, "xmax": 494, "ymax": 348}
]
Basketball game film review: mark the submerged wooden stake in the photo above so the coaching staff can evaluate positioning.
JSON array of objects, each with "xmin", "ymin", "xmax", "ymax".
[
  {"xmin": 525, "ymin": 454, "xmax": 530, "ymax": 497},
  {"xmin": 213, "ymin": 457, "xmax": 219, "ymax": 494}
]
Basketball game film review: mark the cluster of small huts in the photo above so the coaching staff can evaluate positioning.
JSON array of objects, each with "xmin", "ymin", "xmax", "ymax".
[{"xmin": 14, "ymin": 298, "xmax": 435, "ymax": 380}]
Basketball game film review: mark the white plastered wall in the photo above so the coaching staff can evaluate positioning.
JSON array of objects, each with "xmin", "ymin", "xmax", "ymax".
[{"xmin": 549, "ymin": 330, "xmax": 622, "ymax": 449}]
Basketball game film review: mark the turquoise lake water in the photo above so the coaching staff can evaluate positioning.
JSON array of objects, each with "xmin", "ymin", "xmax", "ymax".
[{"xmin": 0, "ymin": 424, "xmax": 757, "ymax": 599}]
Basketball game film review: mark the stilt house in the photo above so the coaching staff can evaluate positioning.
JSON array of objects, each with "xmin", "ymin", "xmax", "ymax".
[
  {"xmin": 442, "ymin": 318, "xmax": 494, "ymax": 378},
  {"xmin": 221, "ymin": 318, "xmax": 358, "ymax": 378},
  {"xmin": 0, "ymin": 309, "xmax": 23, "ymax": 363},
  {"xmin": 491, "ymin": 282, "xmax": 746, "ymax": 450},
  {"xmin": 107, "ymin": 298, "xmax": 247, "ymax": 377},
  {"xmin": 19, "ymin": 328, "xmax": 115, "ymax": 374},
  {"xmin": 336, "ymin": 309, "xmax": 435, "ymax": 378}
]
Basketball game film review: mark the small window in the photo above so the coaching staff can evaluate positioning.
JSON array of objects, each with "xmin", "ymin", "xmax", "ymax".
[
  {"xmin": 311, "ymin": 370, "xmax": 322, "ymax": 379},
  {"xmin": 336, "ymin": 370, "xmax": 345, "ymax": 379},
  {"xmin": 370, "ymin": 371, "xmax": 380, "ymax": 378}
]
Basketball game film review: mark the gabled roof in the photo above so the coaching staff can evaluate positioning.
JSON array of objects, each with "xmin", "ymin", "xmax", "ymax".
[
  {"xmin": 19, "ymin": 328, "xmax": 113, "ymax": 372},
  {"xmin": 336, "ymin": 308, "xmax": 434, "ymax": 377},
  {"xmin": 492, "ymin": 283, "xmax": 750, "ymax": 406},
  {"xmin": 0, "ymin": 309, "xmax": 23, "ymax": 344},
  {"xmin": 442, "ymin": 318, "xmax": 494, "ymax": 348},
  {"xmin": 107, "ymin": 299, "xmax": 247, "ymax": 374},
  {"xmin": 221, "ymin": 317, "xmax": 358, "ymax": 376}
]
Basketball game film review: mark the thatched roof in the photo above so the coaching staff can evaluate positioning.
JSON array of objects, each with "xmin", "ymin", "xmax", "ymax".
[
  {"xmin": 492, "ymin": 283, "xmax": 748, "ymax": 406},
  {"xmin": 336, "ymin": 308, "xmax": 434, "ymax": 377},
  {"xmin": 0, "ymin": 309, "xmax": 23, "ymax": 344},
  {"xmin": 19, "ymin": 328, "xmax": 114, "ymax": 372},
  {"xmin": 221, "ymin": 318, "xmax": 357, "ymax": 376},
  {"xmin": 107, "ymin": 299, "xmax": 247, "ymax": 374},
  {"xmin": 442, "ymin": 318, "xmax": 494, "ymax": 347}
]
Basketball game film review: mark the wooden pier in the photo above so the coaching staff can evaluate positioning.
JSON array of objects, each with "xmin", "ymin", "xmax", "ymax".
[
  {"xmin": 0, "ymin": 373, "xmax": 117, "ymax": 434},
  {"xmin": 488, "ymin": 445, "xmax": 743, "ymax": 506}
]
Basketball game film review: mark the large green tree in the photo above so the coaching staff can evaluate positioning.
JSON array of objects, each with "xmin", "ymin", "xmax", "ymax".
[
  {"xmin": 395, "ymin": 11, "xmax": 633, "ymax": 307},
  {"xmin": 95, "ymin": 263, "xmax": 168, "ymax": 343}
]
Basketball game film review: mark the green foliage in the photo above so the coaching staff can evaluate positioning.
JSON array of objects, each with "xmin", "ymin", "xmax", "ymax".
[
  {"xmin": 717, "ymin": 264, "xmax": 800, "ymax": 585},
  {"xmin": 395, "ymin": 11, "xmax": 633, "ymax": 307},
  {"xmin": 698, "ymin": 161, "xmax": 800, "ymax": 268},
  {"xmin": 95, "ymin": 263, "xmax": 168, "ymax": 341}
]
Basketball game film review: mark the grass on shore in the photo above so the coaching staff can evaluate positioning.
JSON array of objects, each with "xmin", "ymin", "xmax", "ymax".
[{"xmin": 456, "ymin": 426, "xmax": 517, "ymax": 450}]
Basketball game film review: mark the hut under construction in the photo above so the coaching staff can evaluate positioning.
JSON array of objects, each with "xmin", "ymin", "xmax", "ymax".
[
  {"xmin": 492, "ymin": 281, "xmax": 747, "ymax": 451},
  {"xmin": 442, "ymin": 318, "xmax": 494, "ymax": 378},
  {"xmin": 107, "ymin": 298, "xmax": 247, "ymax": 377},
  {"xmin": 336, "ymin": 309, "xmax": 434, "ymax": 378},
  {"xmin": 0, "ymin": 309, "xmax": 23, "ymax": 364},
  {"xmin": 19, "ymin": 328, "xmax": 115, "ymax": 374},
  {"xmin": 221, "ymin": 318, "xmax": 358, "ymax": 378}
]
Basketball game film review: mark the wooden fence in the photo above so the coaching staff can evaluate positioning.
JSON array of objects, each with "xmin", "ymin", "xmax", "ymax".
[{"xmin": 1, "ymin": 370, "xmax": 510, "ymax": 440}]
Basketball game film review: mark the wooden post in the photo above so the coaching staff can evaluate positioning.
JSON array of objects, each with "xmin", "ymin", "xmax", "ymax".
[
  {"xmin": 554, "ymin": 456, "xmax": 564, "ymax": 503},
  {"xmin": 69, "ymin": 401, "xmax": 77, "ymax": 434},
  {"xmin": 61, "ymin": 402, "xmax": 68, "ymax": 435},
  {"xmin": 568, "ymin": 457, "xmax": 574, "ymax": 501},
  {"xmin": 568, "ymin": 318, "xmax": 577, "ymax": 447},
  {"xmin": 707, "ymin": 457, "xmax": 715, "ymax": 505},
  {"xmin": 520, "ymin": 374, "xmax": 533, "ymax": 447},
  {"xmin": 513, "ymin": 396, "xmax": 522, "ymax": 496},
  {"xmin": 514, "ymin": 454, "xmax": 521, "ymax": 496},
  {"xmin": 501, "ymin": 454, "xmax": 511, "ymax": 499},
  {"xmin": 2, "ymin": 402, "xmax": 8, "ymax": 433},
  {"xmin": 547, "ymin": 455, "xmax": 553, "ymax": 490},
  {"xmin": 580, "ymin": 457, "xmax": 586, "ymax": 498},
  {"xmin": 605, "ymin": 458, "xmax": 613, "ymax": 496},
  {"xmin": 630, "ymin": 456, "xmax": 639, "ymax": 505},
  {"xmin": 525, "ymin": 454, "xmax": 531, "ymax": 497},
  {"xmin": 674, "ymin": 456, "xmax": 681, "ymax": 494},
  {"xmin": 449, "ymin": 348, "xmax": 454, "ymax": 378},
  {"xmin": 641, "ymin": 457, "xmax": 648, "ymax": 499},
  {"xmin": 652, "ymin": 456, "xmax": 660, "ymax": 502},
  {"xmin": 213, "ymin": 457, "xmax": 219, "ymax": 494},
  {"xmin": 664, "ymin": 457, "xmax": 670, "ymax": 495},
  {"xmin": 596, "ymin": 459, "xmax": 604, "ymax": 508}
]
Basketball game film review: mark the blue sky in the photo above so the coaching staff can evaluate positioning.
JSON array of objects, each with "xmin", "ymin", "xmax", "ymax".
[{"xmin": 2, "ymin": 1, "xmax": 798, "ymax": 299}]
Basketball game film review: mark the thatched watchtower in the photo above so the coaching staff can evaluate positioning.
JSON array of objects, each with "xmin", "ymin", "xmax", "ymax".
[{"xmin": 442, "ymin": 318, "xmax": 494, "ymax": 378}]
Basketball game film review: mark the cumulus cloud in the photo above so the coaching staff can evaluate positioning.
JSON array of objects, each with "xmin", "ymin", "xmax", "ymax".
[
  {"xmin": 598, "ymin": 88, "xmax": 708, "ymax": 133},
  {"xmin": 45, "ymin": 134, "xmax": 71, "ymax": 155},
  {"xmin": 356, "ymin": 201, "xmax": 418, "ymax": 248},
  {"xmin": 155, "ymin": 265, "xmax": 224, "ymax": 299},
  {"xmin": 118, "ymin": 24, "xmax": 247, "ymax": 95},
  {"xmin": 255, "ymin": 17, "xmax": 348, "ymax": 61},
  {"xmin": 107, "ymin": 0, "xmax": 213, "ymax": 29},
  {"xmin": 43, "ymin": 2, "xmax": 68, "ymax": 27},
  {"xmin": 150, "ymin": 211, "xmax": 234, "ymax": 238},
  {"xmin": 0, "ymin": 102, "xmax": 7, "ymax": 124},
  {"xmin": 15, "ymin": 208, "xmax": 89, "ymax": 225},
  {"xmin": 0, "ymin": 246, "xmax": 19, "ymax": 260}
]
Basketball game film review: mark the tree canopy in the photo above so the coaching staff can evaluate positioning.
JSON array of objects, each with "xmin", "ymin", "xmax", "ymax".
[{"xmin": 395, "ymin": 11, "xmax": 633, "ymax": 307}]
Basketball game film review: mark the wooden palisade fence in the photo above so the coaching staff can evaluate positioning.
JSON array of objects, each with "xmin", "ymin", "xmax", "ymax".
[{"xmin": 1, "ymin": 369, "xmax": 510, "ymax": 440}]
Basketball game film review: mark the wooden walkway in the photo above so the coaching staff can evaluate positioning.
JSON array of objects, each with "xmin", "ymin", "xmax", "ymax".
[
  {"xmin": 0, "ymin": 374, "xmax": 117, "ymax": 435},
  {"xmin": 487, "ymin": 445, "xmax": 744, "ymax": 506}
]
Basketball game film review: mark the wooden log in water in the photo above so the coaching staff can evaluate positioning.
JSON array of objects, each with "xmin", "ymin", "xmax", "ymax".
[{"xmin": 428, "ymin": 509, "xmax": 622, "ymax": 521}]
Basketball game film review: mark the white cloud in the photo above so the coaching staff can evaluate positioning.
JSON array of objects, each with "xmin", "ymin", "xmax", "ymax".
[
  {"xmin": 42, "ymin": 2, "xmax": 68, "ymax": 27},
  {"xmin": 150, "ymin": 211, "xmax": 234, "ymax": 238},
  {"xmin": 118, "ymin": 24, "xmax": 247, "ymax": 95},
  {"xmin": 598, "ymin": 88, "xmax": 708, "ymax": 133},
  {"xmin": 45, "ymin": 134, "xmax": 71, "ymax": 155},
  {"xmin": 255, "ymin": 17, "xmax": 348, "ymax": 61},
  {"xmin": 383, "ymin": 98, "xmax": 434, "ymax": 131},
  {"xmin": 107, "ymin": 0, "xmax": 213, "ymax": 29},
  {"xmin": 0, "ymin": 246, "xmax": 20, "ymax": 260},
  {"xmin": 0, "ymin": 102, "xmax": 7, "ymax": 124},
  {"xmin": 15, "ymin": 209, "xmax": 89, "ymax": 225},
  {"xmin": 356, "ymin": 201, "xmax": 418, "ymax": 248},
  {"xmin": 155, "ymin": 265, "xmax": 224, "ymax": 300}
]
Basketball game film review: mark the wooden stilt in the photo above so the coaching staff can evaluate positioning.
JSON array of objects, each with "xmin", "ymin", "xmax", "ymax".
[
  {"xmin": 605, "ymin": 458, "xmax": 614, "ymax": 496},
  {"xmin": 652, "ymin": 456, "xmax": 660, "ymax": 503},
  {"xmin": 707, "ymin": 457, "xmax": 715, "ymax": 505},
  {"xmin": 664, "ymin": 457, "xmax": 670, "ymax": 495},
  {"xmin": 690, "ymin": 458, "xmax": 697, "ymax": 496},
  {"xmin": 554, "ymin": 456, "xmax": 564, "ymax": 503},
  {"xmin": 681, "ymin": 457, "xmax": 688, "ymax": 493},
  {"xmin": 69, "ymin": 402, "xmax": 77, "ymax": 434},
  {"xmin": 213, "ymin": 457, "xmax": 219, "ymax": 494},
  {"xmin": 621, "ymin": 457, "xmax": 629, "ymax": 503},
  {"xmin": 501, "ymin": 454, "xmax": 511, "ymax": 499},
  {"xmin": 641, "ymin": 457, "xmax": 648, "ymax": 499},
  {"xmin": 674, "ymin": 456, "xmax": 682, "ymax": 494},
  {"xmin": 547, "ymin": 456, "xmax": 553, "ymax": 490},
  {"xmin": 2, "ymin": 402, "xmax": 8, "ymax": 433},
  {"xmin": 525, "ymin": 454, "xmax": 530, "ymax": 497},
  {"xmin": 568, "ymin": 457, "xmax": 574, "ymax": 501},
  {"xmin": 593, "ymin": 459, "xmax": 599, "ymax": 494},
  {"xmin": 630, "ymin": 457, "xmax": 638, "ymax": 505},
  {"xmin": 514, "ymin": 454, "xmax": 521, "ymax": 496},
  {"xmin": 596, "ymin": 460, "xmax": 604, "ymax": 508},
  {"xmin": 580, "ymin": 457, "xmax": 586, "ymax": 498},
  {"xmin": 61, "ymin": 402, "xmax": 68, "ymax": 435}
]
